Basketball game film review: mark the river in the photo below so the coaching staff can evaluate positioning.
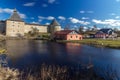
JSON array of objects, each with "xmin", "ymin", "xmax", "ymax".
[{"xmin": 4, "ymin": 40, "xmax": 120, "ymax": 78}]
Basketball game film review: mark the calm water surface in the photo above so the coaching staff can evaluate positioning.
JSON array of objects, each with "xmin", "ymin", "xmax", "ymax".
[{"xmin": 5, "ymin": 40, "xmax": 120, "ymax": 77}]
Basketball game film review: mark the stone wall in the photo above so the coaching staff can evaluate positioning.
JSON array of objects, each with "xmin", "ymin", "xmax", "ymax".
[
  {"xmin": 24, "ymin": 24, "xmax": 48, "ymax": 33},
  {"xmin": 50, "ymin": 25, "xmax": 61, "ymax": 33},
  {"xmin": 6, "ymin": 20, "xmax": 25, "ymax": 37},
  {"xmin": 2, "ymin": 20, "xmax": 61, "ymax": 37}
]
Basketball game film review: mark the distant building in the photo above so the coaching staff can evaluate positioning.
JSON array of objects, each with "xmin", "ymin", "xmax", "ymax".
[
  {"xmin": 95, "ymin": 28, "xmax": 117, "ymax": 38},
  {"xmin": 0, "ymin": 9, "xmax": 61, "ymax": 37},
  {"xmin": 54, "ymin": 30, "xmax": 83, "ymax": 40}
]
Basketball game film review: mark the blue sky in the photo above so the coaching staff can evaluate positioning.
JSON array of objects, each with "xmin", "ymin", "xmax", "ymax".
[{"xmin": 1, "ymin": 0, "xmax": 120, "ymax": 29}]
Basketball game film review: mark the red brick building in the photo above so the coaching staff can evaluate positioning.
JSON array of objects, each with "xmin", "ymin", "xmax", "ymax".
[{"xmin": 54, "ymin": 30, "xmax": 83, "ymax": 40}]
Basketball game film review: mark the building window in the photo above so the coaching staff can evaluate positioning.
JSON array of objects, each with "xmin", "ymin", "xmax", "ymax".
[
  {"xmin": 80, "ymin": 37, "xmax": 81, "ymax": 40},
  {"xmin": 71, "ymin": 36, "xmax": 72, "ymax": 38},
  {"xmin": 76, "ymin": 36, "xmax": 78, "ymax": 38}
]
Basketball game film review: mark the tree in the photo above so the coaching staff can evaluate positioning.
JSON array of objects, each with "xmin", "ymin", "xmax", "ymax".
[
  {"xmin": 25, "ymin": 27, "xmax": 39, "ymax": 37},
  {"xmin": 31, "ymin": 27, "xmax": 39, "ymax": 35},
  {"xmin": 92, "ymin": 25, "xmax": 98, "ymax": 31},
  {"xmin": 64, "ymin": 24, "xmax": 70, "ymax": 30},
  {"xmin": 79, "ymin": 26, "xmax": 84, "ymax": 33}
]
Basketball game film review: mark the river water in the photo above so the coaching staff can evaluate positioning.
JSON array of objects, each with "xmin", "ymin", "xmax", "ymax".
[{"xmin": 4, "ymin": 40, "xmax": 120, "ymax": 78}]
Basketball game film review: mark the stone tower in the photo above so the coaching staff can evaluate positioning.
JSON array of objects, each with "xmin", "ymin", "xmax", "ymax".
[
  {"xmin": 6, "ymin": 9, "xmax": 25, "ymax": 37},
  {"xmin": 49, "ymin": 19, "xmax": 61, "ymax": 33}
]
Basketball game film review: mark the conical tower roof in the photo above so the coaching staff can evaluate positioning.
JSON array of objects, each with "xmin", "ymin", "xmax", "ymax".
[
  {"xmin": 8, "ymin": 8, "xmax": 23, "ymax": 21},
  {"xmin": 50, "ymin": 19, "xmax": 60, "ymax": 26}
]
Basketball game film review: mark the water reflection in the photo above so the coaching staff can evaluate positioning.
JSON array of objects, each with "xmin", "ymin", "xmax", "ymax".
[
  {"xmin": 66, "ymin": 43, "xmax": 82, "ymax": 54},
  {"xmin": 3, "ymin": 40, "xmax": 120, "ymax": 78}
]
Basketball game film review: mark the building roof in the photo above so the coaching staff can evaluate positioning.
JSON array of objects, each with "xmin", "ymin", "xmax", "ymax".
[
  {"xmin": 50, "ymin": 19, "xmax": 60, "ymax": 26},
  {"xmin": 54, "ymin": 30, "xmax": 79, "ymax": 35},
  {"xmin": 96, "ymin": 28, "xmax": 114, "ymax": 35},
  {"xmin": 8, "ymin": 9, "xmax": 23, "ymax": 22}
]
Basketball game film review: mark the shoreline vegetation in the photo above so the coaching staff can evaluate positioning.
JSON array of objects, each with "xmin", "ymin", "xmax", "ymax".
[
  {"xmin": 0, "ymin": 53, "xmax": 105, "ymax": 80},
  {"xmin": 0, "ymin": 55, "xmax": 118, "ymax": 80},
  {"xmin": 0, "ymin": 63, "xmax": 105, "ymax": 80},
  {"xmin": 56, "ymin": 39, "xmax": 120, "ymax": 49}
]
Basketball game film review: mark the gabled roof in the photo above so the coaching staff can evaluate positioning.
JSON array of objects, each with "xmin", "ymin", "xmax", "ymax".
[
  {"xmin": 8, "ymin": 9, "xmax": 23, "ymax": 22},
  {"xmin": 54, "ymin": 30, "xmax": 79, "ymax": 35},
  {"xmin": 50, "ymin": 19, "xmax": 60, "ymax": 26},
  {"xmin": 96, "ymin": 28, "xmax": 114, "ymax": 35}
]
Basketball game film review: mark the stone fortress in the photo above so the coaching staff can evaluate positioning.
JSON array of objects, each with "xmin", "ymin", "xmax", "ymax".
[{"xmin": 0, "ymin": 9, "xmax": 61, "ymax": 37}]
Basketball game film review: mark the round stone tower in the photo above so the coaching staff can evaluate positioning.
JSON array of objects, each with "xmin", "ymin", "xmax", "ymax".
[{"xmin": 49, "ymin": 19, "xmax": 61, "ymax": 34}]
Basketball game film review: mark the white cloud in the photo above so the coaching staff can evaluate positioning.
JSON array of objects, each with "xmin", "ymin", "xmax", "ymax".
[
  {"xmin": 110, "ymin": 13, "xmax": 116, "ymax": 16},
  {"xmin": 45, "ymin": 23, "xmax": 50, "ymax": 25},
  {"xmin": 80, "ymin": 10, "xmax": 94, "ymax": 14},
  {"xmin": 116, "ymin": 0, "xmax": 120, "ymax": 2},
  {"xmin": 23, "ymin": 2, "xmax": 35, "ymax": 6},
  {"xmin": 31, "ymin": 21, "xmax": 39, "ymax": 24},
  {"xmin": 58, "ymin": 16, "xmax": 66, "ymax": 20},
  {"xmin": 42, "ymin": 0, "xmax": 58, "ymax": 7},
  {"xmin": 115, "ymin": 16, "xmax": 120, "ymax": 19},
  {"xmin": 47, "ymin": 16, "xmax": 54, "ymax": 20},
  {"xmin": 80, "ymin": 11, "xmax": 85, "ymax": 14},
  {"xmin": 38, "ymin": 16, "xmax": 54, "ymax": 20},
  {"xmin": 19, "ymin": 13, "xmax": 26, "ymax": 19},
  {"xmin": 0, "ymin": 8, "xmax": 13, "ymax": 14},
  {"xmin": 0, "ymin": 8, "xmax": 26, "ymax": 19},
  {"xmin": 38, "ymin": 16, "xmax": 46, "ymax": 19},
  {"xmin": 38, "ymin": 19, "xmax": 42, "ymax": 22},
  {"xmin": 69, "ymin": 17, "xmax": 90, "ymax": 25},
  {"xmin": 42, "ymin": 4, "xmax": 48, "ymax": 7},
  {"xmin": 69, "ymin": 17, "xmax": 79, "ymax": 23},
  {"xmin": 48, "ymin": 0, "xmax": 56, "ymax": 4},
  {"xmin": 81, "ymin": 17, "xmax": 89, "ymax": 20},
  {"xmin": 71, "ymin": 25, "xmax": 79, "ymax": 30},
  {"xmin": 92, "ymin": 19, "xmax": 120, "ymax": 26},
  {"xmin": 0, "ymin": 9, "xmax": 2, "ymax": 13}
]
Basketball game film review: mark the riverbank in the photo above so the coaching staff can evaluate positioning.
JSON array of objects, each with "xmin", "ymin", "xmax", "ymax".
[{"xmin": 57, "ymin": 39, "xmax": 120, "ymax": 49}]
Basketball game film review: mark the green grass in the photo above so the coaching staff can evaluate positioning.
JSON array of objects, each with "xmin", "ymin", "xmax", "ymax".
[{"xmin": 57, "ymin": 39, "xmax": 120, "ymax": 49}]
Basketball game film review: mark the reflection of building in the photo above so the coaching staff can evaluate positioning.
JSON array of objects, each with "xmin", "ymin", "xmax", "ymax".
[
  {"xmin": 66, "ymin": 43, "xmax": 81, "ymax": 54},
  {"xmin": 54, "ymin": 30, "xmax": 83, "ymax": 40},
  {"xmin": 0, "ymin": 9, "xmax": 61, "ymax": 37}
]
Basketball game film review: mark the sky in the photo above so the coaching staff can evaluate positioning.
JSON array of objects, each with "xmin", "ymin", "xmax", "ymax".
[{"xmin": 1, "ymin": 0, "xmax": 120, "ymax": 29}]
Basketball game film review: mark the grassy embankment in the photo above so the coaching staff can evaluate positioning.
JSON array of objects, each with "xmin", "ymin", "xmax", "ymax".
[{"xmin": 57, "ymin": 39, "xmax": 120, "ymax": 49}]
